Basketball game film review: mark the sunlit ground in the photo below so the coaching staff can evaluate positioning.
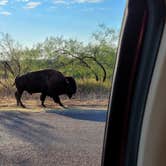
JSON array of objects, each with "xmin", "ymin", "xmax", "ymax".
[{"xmin": 0, "ymin": 97, "xmax": 108, "ymax": 112}]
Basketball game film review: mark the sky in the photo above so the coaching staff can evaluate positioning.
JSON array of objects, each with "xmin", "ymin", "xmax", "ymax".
[{"xmin": 0, "ymin": 0, "xmax": 126, "ymax": 47}]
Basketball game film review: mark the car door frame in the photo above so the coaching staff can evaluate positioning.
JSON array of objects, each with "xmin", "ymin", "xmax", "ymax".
[{"xmin": 102, "ymin": 0, "xmax": 166, "ymax": 165}]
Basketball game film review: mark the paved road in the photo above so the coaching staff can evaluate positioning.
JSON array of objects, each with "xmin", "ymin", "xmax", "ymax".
[{"xmin": 0, "ymin": 109, "xmax": 106, "ymax": 166}]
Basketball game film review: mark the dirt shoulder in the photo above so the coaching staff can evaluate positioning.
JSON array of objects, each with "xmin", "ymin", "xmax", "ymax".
[{"xmin": 0, "ymin": 97, "xmax": 108, "ymax": 112}]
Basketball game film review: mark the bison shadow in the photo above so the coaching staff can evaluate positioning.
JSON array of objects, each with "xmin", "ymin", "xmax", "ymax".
[{"xmin": 46, "ymin": 109, "xmax": 107, "ymax": 122}]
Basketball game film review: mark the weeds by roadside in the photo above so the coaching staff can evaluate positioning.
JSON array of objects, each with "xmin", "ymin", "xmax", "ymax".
[{"xmin": 0, "ymin": 78, "xmax": 111, "ymax": 100}]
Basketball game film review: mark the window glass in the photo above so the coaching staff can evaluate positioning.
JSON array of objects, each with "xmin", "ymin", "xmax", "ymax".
[{"xmin": 0, "ymin": 0, "xmax": 126, "ymax": 165}]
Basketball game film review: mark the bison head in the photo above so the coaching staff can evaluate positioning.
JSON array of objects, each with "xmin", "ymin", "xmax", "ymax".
[{"xmin": 65, "ymin": 76, "xmax": 77, "ymax": 99}]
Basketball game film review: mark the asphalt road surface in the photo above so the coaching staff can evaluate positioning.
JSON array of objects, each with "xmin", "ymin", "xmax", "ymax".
[{"xmin": 0, "ymin": 109, "xmax": 106, "ymax": 166}]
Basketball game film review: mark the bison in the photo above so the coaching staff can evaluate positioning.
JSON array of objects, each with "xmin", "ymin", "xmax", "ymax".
[{"xmin": 14, "ymin": 69, "xmax": 77, "ymax": 108}]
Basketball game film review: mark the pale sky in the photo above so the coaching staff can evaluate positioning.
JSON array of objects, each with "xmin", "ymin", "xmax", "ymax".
[{"xmin": 0, "ymin": 0, "xmax": 126, "ymax": 47}]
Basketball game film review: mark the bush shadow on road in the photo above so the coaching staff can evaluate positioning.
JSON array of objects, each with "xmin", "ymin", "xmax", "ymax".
[{"xmin": 0, "ymin": 111, "xmax": 58, "ymax": 147}]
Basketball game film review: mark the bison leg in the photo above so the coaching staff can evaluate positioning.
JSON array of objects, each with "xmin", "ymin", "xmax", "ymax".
[
  {"xmin": 40, "ymin": 93, "xmax": 46, "ymax": 107},
  {"xmin": 16, "ymin": 90, "xmax": 25, "ymax": 108},
  {"xmin": 15, "ymin": 91, "xmax": 20, "ymax": 106},
  {"xmin": 53, "ymin": 96, "xmax": 66, "ymax": 108}
]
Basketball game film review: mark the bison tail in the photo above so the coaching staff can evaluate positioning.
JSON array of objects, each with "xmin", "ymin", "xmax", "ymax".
[{"xmin": 12, "ymin": 82, "xmax": 16, "ymax": 86}]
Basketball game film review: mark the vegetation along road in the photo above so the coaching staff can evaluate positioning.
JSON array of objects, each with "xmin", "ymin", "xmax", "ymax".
[{"xmin": 0, "ymin": 108, "xmax": 106, "ymax": 166}]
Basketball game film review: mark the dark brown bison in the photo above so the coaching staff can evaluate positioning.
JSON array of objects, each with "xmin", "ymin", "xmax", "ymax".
[{"xmin": 14, "ymin": 69, "xmax": 77, "ymax": 108}]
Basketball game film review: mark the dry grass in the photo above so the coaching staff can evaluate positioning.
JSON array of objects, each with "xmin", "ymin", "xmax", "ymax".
[
  {"xmin": 0, "ymin": 78, "xmax": 110, "ymax": 112},
  {"xmin": 76, "ymin": 79, "xmax": 111, "ymax": 99},
  {"xmin": 0, "ymin": 78, "xmax": 111, "ymax": 99}
]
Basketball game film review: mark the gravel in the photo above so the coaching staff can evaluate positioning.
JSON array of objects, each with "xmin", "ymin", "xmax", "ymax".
[{"xmin": 0, "ymin": 109, "xmax": 106, "ymax": 166}]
